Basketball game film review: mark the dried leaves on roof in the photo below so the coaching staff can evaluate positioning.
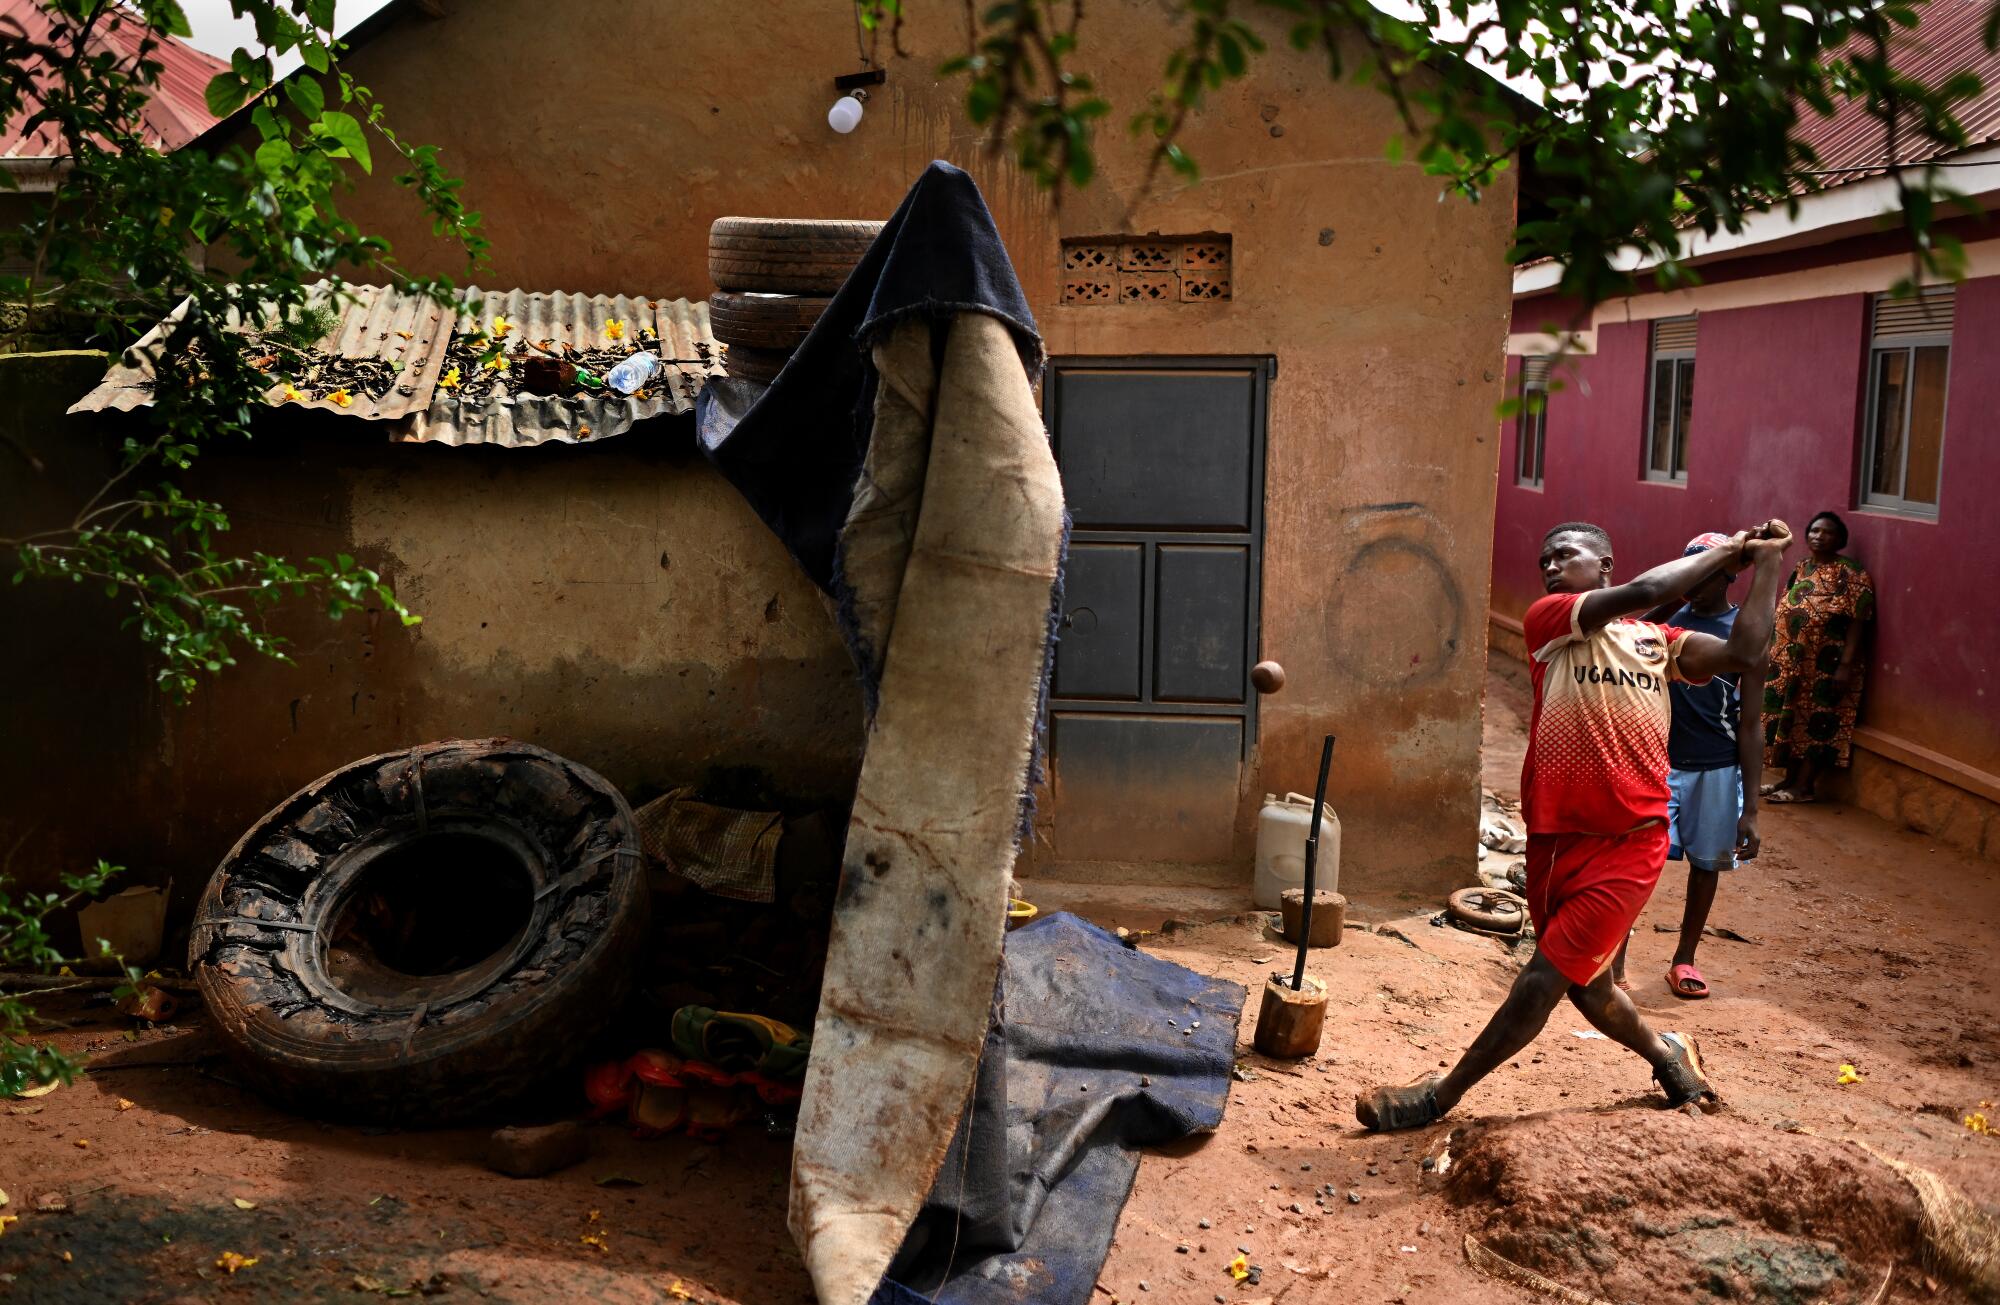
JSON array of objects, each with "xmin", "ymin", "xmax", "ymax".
[{"xmin": 71, "ymin": 282, "xmax": 727, "ymax": 447}]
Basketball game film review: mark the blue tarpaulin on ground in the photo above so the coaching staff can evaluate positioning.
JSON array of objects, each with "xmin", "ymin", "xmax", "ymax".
[{"xmin": 874, "ymin": 913, "xmax": 1245, "ymax": 1305}]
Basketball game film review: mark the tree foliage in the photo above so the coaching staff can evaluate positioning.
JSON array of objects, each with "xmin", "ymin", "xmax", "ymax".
[
  {"xmin": 0, "ymin": 0, "xmax": 483, "ymax": 1092},
  {"xmin": 1, "ymin": 0, "xmax": 485, "ymax": 702},
  {"xmin": 879, "ymin": 0, "xmax": 1994, "ymax": 307}
]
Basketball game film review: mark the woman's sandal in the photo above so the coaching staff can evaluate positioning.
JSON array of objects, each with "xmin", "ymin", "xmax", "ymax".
[
  {"xmin": 1356, "ymin": 1074, "xmax": 1446, "ymax": 1132},
  {"xmin": 1655, "ymin": 1032, "xmax": 1719, "ymax": 1109}
]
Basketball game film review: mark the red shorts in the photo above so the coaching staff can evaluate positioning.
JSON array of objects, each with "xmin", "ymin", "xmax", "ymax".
[{"xmin": 1524, "ymin": 823, "xmax": 1671, "ymax": 987}]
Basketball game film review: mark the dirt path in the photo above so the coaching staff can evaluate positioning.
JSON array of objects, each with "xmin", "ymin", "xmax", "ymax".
[
  {"xmin": 1097, "ymin": 659, "xmax": 1999, "ymax": 1303},
  {"xmin": 3, "ymin": 659, "xmax": 1994, "ymax": 1303}
]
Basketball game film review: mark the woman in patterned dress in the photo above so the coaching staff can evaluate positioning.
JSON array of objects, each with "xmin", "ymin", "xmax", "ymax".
[{"xmin": 1762, "ymin": 511, "xmax": 1873, "ymax": 803}]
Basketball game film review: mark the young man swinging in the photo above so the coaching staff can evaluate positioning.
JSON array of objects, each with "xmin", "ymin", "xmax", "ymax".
[{"xmin": 1356, "ymin": 519, "xmax": 1792, "ymax": 1131}]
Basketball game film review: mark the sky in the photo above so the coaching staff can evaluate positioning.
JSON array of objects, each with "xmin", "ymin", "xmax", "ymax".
[
  {"xmin": 171, "ymin": 0, "xmax": 1547, "ymax": 100},
  {"xmin": 176, "ymin": 0, "xmax": 394, "ymax": 77}
]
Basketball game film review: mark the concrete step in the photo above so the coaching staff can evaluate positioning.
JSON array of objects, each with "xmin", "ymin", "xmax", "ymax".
[{"xmin": 1011, "ymin": 878, "xmax": 1254, "ymax": 934}]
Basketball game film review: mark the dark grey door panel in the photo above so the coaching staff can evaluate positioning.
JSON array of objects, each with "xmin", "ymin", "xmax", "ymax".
[
  {"xmin": 1052, "ymin": 542, "xmax": 1143, "ymax": 701},
  {"xmin": 1043, "ymin": 358, "xmax": 1270, "ymax": 870},
  {"xmin": 1048, "ymin": 712, "xmax": 1244, "ymax": 863},
  {"xmin": 1154, "ymin": 544, "xmax": 1249, "ymax": 704},
  {"xmin": 1053, "ymin": 369, "xmax": 1256, "ymax": 531}
]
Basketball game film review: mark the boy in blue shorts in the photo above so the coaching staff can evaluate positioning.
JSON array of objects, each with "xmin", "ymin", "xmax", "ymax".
[{"xmin": 1612, "ymin": 531, "xmax": 1764, "ymax": 999}]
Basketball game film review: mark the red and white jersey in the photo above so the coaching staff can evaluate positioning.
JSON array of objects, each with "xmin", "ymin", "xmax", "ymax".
[{"xmin": 1521, "ymin": 592, "xmax": 1706, "ymax": 836}]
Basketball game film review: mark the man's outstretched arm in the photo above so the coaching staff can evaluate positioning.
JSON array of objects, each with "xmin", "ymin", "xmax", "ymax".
[
  {"xmin": 1575, "ymin": 532, "xmax": 1750, "ymax": 634},
  {"xmin": 1679, "ymin": 523, "xmax": 1793, "ymax": 680}
]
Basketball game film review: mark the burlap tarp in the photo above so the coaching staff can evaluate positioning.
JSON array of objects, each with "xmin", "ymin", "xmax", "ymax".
[{"xmin": 789, "ymin": 311, "xmax": 1064, "ymax": 1304}]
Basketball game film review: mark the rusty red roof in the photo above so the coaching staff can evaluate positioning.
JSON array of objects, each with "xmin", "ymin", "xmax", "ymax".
[
  {"xmin": 1791, "ymin": 0, "xmax": 2000, "ymax": 183},
  {"xmin": 2, "ymin": 0, "xmax": 226, "ymax": 158}
]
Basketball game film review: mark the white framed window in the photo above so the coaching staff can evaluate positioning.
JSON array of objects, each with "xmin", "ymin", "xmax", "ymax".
[
  {"xmin": 1860, "ymin": 287, "xmax": 1951, "ymax": 518},
  {"xmin": 1643, "ymin": 316, "xmax": 1696, "ymax": 483},
  {"xmin": 1516, "ymin": 355, "xmax": 1548, "ymax": 489}
]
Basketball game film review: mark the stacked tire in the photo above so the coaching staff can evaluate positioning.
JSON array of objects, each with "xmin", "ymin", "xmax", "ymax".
[{"xmin": 707, "ymin": 217, "xmax": 882, "ymax": 384}]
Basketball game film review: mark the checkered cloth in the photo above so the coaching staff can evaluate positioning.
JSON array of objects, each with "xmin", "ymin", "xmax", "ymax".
[{"xmin": 633, "ymin": 787, "xmax": 782, "ymax": 903}]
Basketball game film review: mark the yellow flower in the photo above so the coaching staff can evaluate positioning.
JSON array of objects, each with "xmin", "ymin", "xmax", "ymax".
[
  {"xmin": 580, "ymin": 1232, "xmax": 610, "ymax": 1253},
  {"xmin": 1836, "ymin": 1063, "xmax": 1863, "ymax": 1085},
  {"xmin": 1966, "ymin": 1112, "xmax": 1991, "ymax": 1135},
  {"xmin": 605, "ymin": 319, "xmax": 625, "ymax": 341},
  {"xmin": 440, "ymin": 366, "xmax": 461, "ymax": 390},
  {"xmin": 215, "ymin": 1251, "xmax": 258, "ymax": 1274},
  {"xmin": 490, "ymin": 315, "xmax": 513, "ymax": 339},
  {"xmin": 117, "ymin": 1099, "xmax": 134, "ymax": 1111},
  {"xmin": 1227, "ymin": 1252, "xmax": 1250, "ymax": 1281},
  {"xmin": 485, "ymin": 355, "xmax": 509, "ymax": 372},
  {"xmin": 668, "ymin": 1282, "xmax": 692, "ymax": 1300},
  {"xmin": 0, "ymin": 1215, "xmax": 18, "ymax": 1235},
  {"xmin": 326, "ymin": 388, "xmax": 354, "ymax": 408},
  {"xmin": 280, "ymin": 384, "xmax": 305, "ymax": 404}
]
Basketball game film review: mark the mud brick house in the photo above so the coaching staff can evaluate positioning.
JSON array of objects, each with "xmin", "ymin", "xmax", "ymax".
[
  {"xmin": 6, "ymin": 0, "xmax": 1522, "ymax": 921},
  {"xmin": 1493, "ymin": 0, "xmax": 2000, "ymax": 859}
]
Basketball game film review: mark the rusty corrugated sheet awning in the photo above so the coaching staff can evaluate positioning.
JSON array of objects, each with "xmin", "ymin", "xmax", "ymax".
[
  {"xmin": 400, "ymin": 289, "xmax": 719, "ymax": 447},
  {"xmin": 69, "ymin": 282, "xmax": 721, "ymax": 445}
]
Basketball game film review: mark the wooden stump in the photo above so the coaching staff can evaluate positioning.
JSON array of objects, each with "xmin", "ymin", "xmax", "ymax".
[
  {"xmin": 1252, "ymin": 973, "xmax": 1327, "ymax": 1059},
  {"xmin": 1279, "ymin": 889, "xmax": 1346, "ymax": 947}
]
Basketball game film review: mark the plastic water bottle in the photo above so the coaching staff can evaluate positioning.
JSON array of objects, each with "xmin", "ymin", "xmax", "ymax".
[{"xmin": 605, "ymin": 351, "xmax": 659, "ymax": 394}]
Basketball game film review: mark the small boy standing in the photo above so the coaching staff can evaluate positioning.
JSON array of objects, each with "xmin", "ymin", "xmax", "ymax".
[{"xmin": 1613, "ymin": 531, "xmax": 1765, "ymax": 999}]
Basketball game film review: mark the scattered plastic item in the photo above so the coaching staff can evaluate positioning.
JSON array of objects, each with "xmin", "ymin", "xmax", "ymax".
[
  {"xmin": 117, "ymin": 983, "xmax": 178, "ymax": 1023},
  {"xmin": 1007, "ymin": 899, "xmax": 1038, "ymax": 930},
  {"xmin": 574, "ymin": 368, "xmax": 605, "ymax": 389},
  {"xmin": 584, "ymin": 1047, "xmax": 803, "ymax": 1141},
  {"xmin": 1837, "ymin": 1063, "xmax": 1864, "ymax": 1085},
  {"xmin": 1572, "ymin": 1030, "xmax": 1608, "ymax": 1040},
  {"xmin": 671, "ymin": 1006, "xmax": 811, "ymax": 1079},
  {"xmin": 77, "ymin": 885, "xmax": 168, "ymax": 967},
  {"xmin": 606, "ymin": 351, "xmax": 659, "ymax": 394},
  {"xmin": 232, "ymin": 1198, "xmax": 257, "ymax": 1210}
]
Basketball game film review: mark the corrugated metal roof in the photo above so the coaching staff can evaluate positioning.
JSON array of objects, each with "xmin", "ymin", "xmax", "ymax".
[
  {"xmin": 2, "ymin": 0, "xmax": 226, "ymax": 158},
  {"xmin": 70, "ymin": 283, "xmax": 722, "ymax": 446},
  {"xmin": 400, "ymin": 288, "xmax": 720, "ymax": 447},
  {"xmin": 1792, "ymin": 0, "xmax": 2000, "ymax": 184}
]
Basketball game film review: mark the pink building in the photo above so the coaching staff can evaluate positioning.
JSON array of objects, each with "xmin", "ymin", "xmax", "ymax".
[{"xmin": 1492, "ymin": 3, "xmax": 2000, "ymax": 858}]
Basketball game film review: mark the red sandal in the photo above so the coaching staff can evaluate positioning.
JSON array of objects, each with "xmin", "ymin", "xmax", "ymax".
[{"xmin": 1667, "ymin": 964, "xmax": 1710, "ymax": 999}]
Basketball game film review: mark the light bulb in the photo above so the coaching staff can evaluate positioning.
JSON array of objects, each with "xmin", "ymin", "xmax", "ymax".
[{"xmin": 828, "ymin": 95, "xmax": 864, "ymax": 134}]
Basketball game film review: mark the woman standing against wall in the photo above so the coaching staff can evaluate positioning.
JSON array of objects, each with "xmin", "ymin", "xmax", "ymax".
[{"xmin": 1762, "ymin": 512, "xmax": 1874, "ymax": 803}]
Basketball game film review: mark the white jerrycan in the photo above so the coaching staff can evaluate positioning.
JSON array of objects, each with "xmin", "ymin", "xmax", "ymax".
[{"xmin": 1253, "ymin": 792, "xmax": 1341, "ymax": 909}]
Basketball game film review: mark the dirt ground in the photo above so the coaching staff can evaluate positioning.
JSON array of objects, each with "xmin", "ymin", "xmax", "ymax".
[{"xmin": 4, "ymin": 659, "xmax": 1995, "ymax": 1303}]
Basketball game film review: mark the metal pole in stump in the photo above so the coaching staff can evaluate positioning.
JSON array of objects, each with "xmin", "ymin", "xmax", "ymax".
[
  {"xmin": 1255, "ymin": 733, "xmax": 1335, "ymax": 1059},
  {"xmin": 1291, "ymin": 734, "xmax": 1335, "ymax": 991}
]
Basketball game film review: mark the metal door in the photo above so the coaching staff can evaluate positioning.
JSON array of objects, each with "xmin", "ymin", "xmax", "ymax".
[{"xmin": 1041, "ymin": 358, "xmax": 1270, "ymax": 871}]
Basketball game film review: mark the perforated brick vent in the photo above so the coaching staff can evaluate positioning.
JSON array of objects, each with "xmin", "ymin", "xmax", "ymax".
[{"xmin": 1060, "ymin": 234, "xmax": 1232, "ymax": 305}]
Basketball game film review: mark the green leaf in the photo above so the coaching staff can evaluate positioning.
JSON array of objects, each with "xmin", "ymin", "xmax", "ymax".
[
  {"xmin": 300, "ymin": 39, "xmax": 330, "ymax": 75},
  {"xmin": 256, "ymin": 137, "xmax": 295, "ymax": 176},
  {"xmin": 153, "ymin": 1, "xmax": 193, "ymax": 38},
  {"xmin": 316, "ymin": 110, "xmax": 372, "ymax": 173},
  {"xmin": 286, "ymin": 77, "xmax": 325, "ymax": 120},
  {"xmin": 205, "ymin": 73, "xmax": 249, "ymax": 119}
]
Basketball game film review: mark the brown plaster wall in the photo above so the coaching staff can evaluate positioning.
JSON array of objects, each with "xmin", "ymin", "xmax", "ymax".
[{"xmin": 8, "ymin": 0, "xmax": 1513, "ymax": 917}]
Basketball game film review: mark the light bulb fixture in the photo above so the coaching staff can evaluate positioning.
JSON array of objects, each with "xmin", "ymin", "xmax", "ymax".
[
  {"xmin": 828, "ymin": 94, "xmax": 864, "ymax": 134},
  {"xmin": 830, "ymin": 68, "xmax": 886, "ymax": 136}
]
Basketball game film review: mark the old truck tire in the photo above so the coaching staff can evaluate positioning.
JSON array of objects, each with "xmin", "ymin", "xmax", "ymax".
[
  {"xmin": 189, "ymin": 738, "xmax": 648, "ymax": 1123},
  {"xmin": 708, "ymin": 216, "xmax": 882, "ymax": 293},
  {"xmin": 1447, "ymin": 887, "xmax": 1527, "ymax": 934},
  {"xmin": 720, "ymin": 344, "xmax": 792, "ymax": 385},
  {"xmin": 707, "ymin": 291, "xmax": 833, "ymax": 351}
]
